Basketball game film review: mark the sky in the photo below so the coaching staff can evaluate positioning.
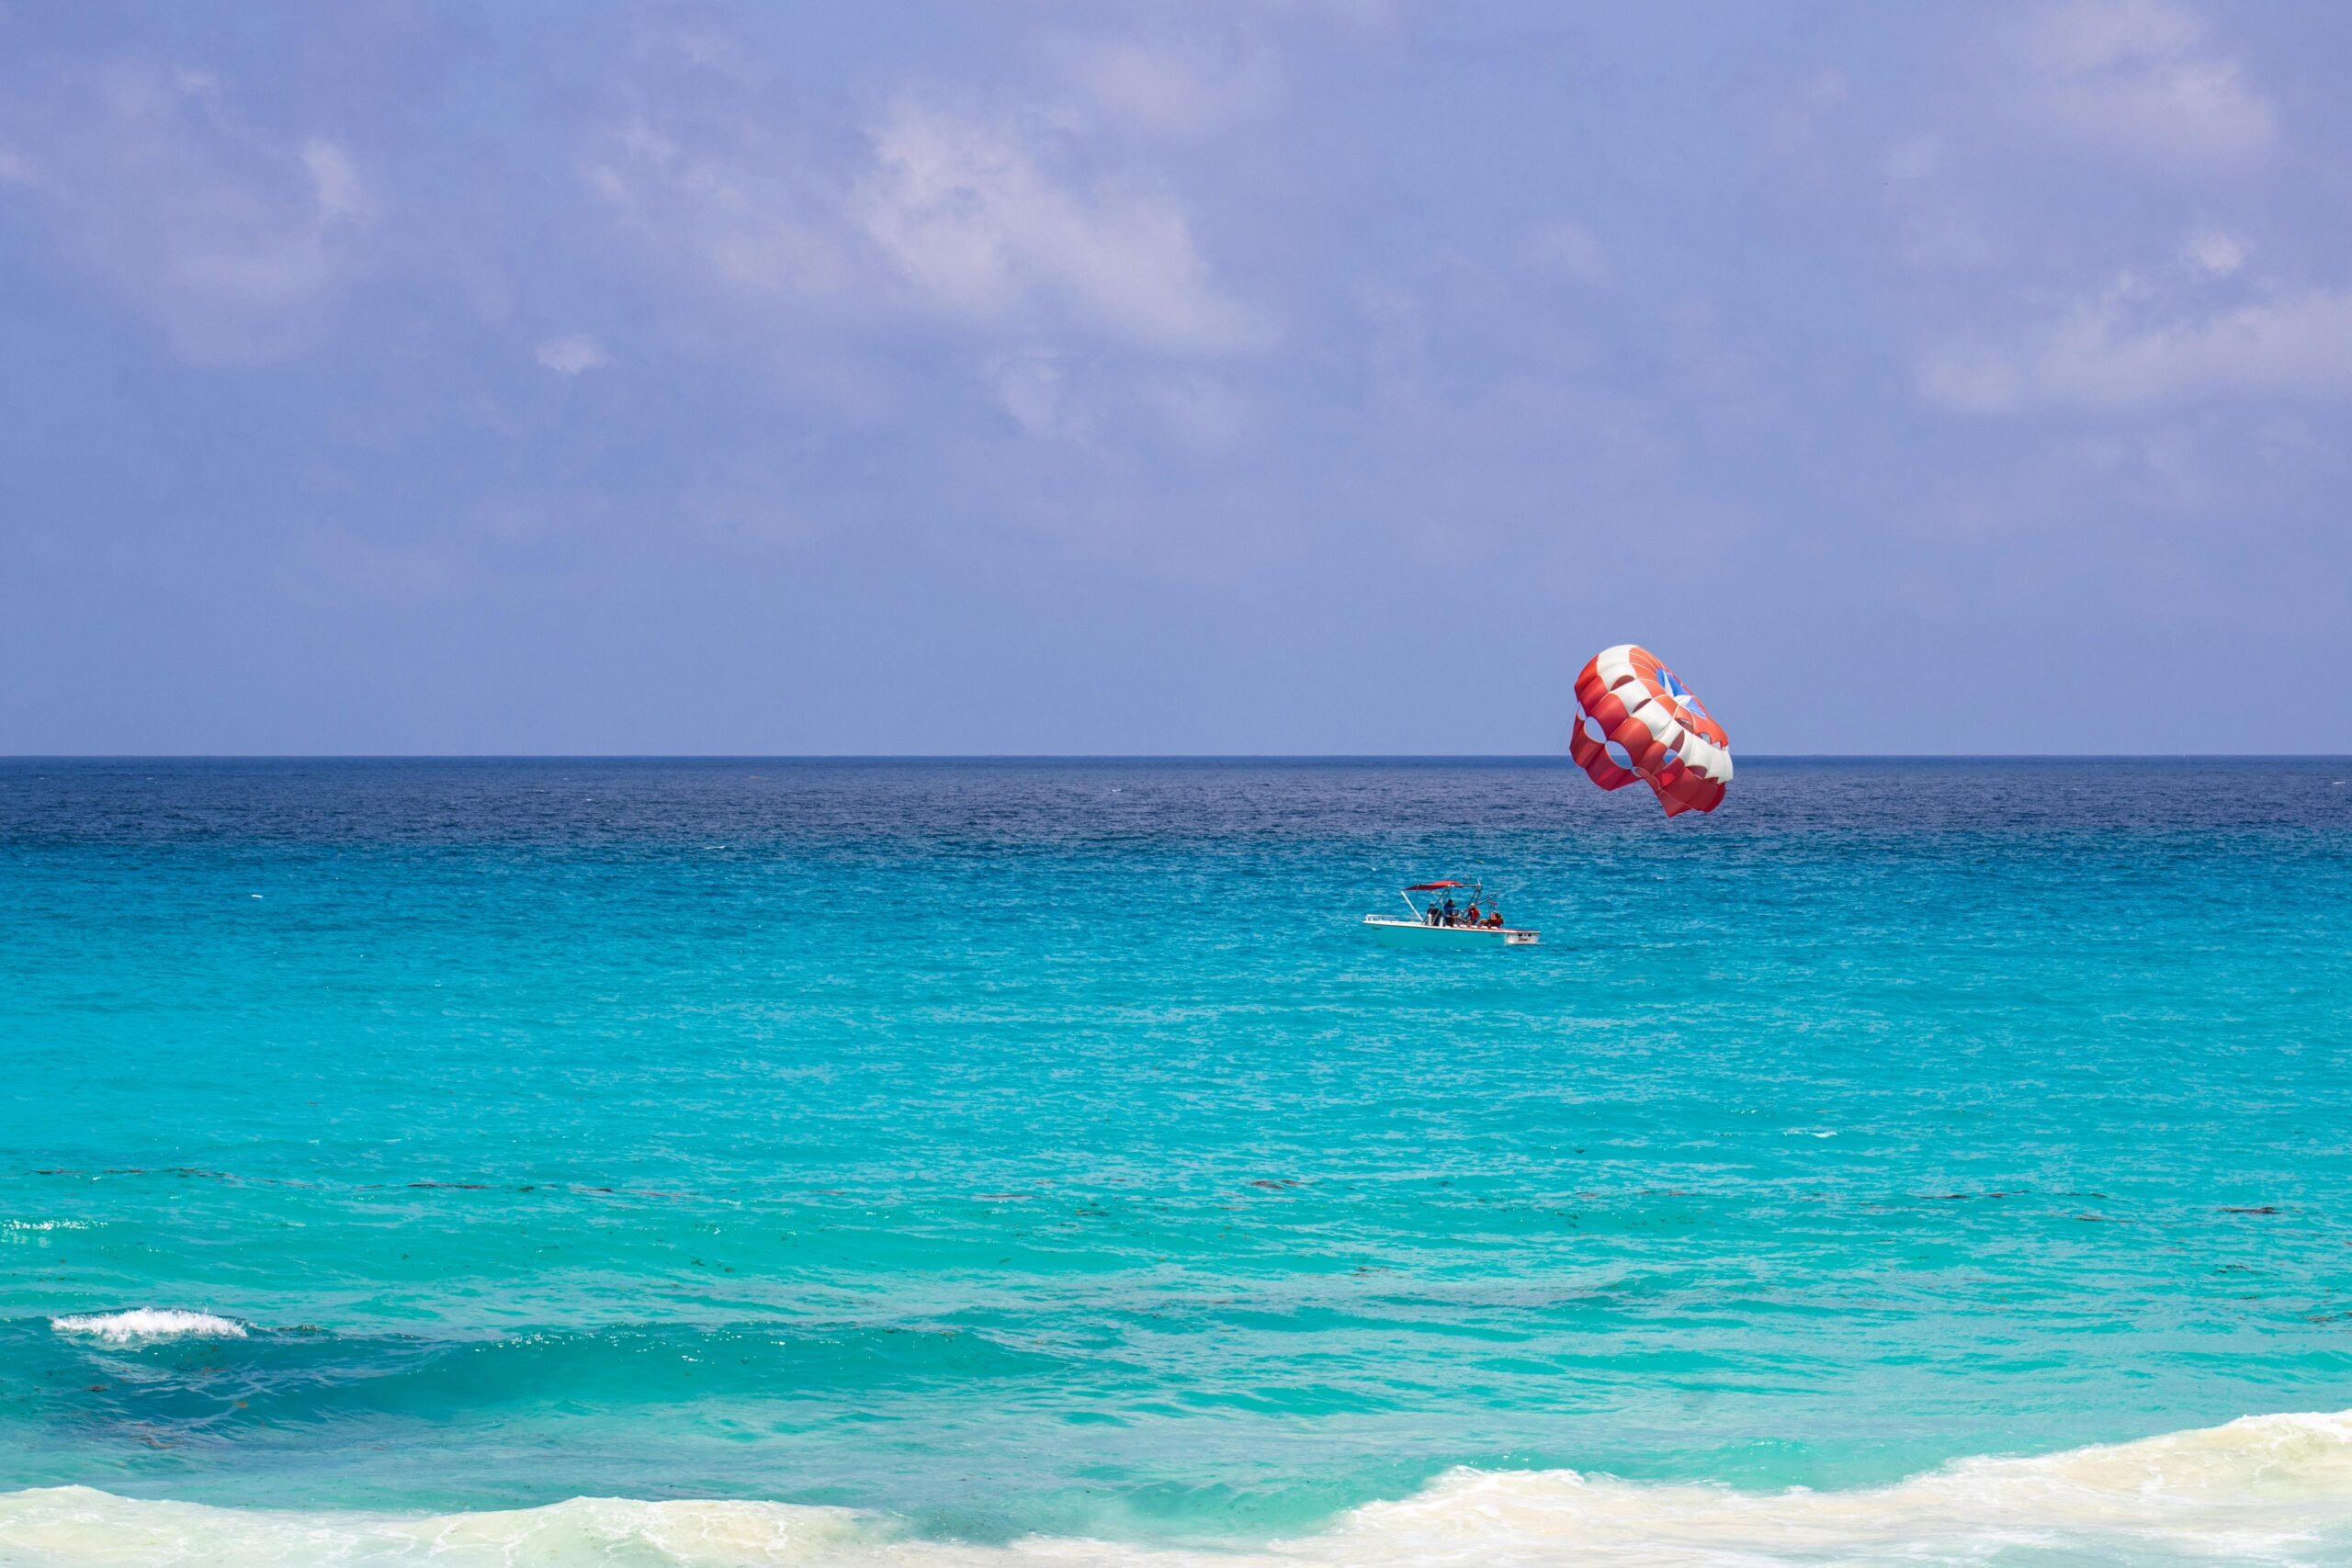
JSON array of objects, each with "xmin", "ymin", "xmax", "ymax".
[{"xmin": 3, "ymin": 0, "xmax": 2349, "ymax": 755}]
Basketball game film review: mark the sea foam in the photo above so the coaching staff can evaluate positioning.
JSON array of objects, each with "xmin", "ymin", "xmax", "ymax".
[
  {"xmin": 2, "ymin": 1407, "xmax": 2346, "ymax": 1567},
  {"xmin": 48, "ymin": 1309, "xmax": 250, "ymax": 1345}
]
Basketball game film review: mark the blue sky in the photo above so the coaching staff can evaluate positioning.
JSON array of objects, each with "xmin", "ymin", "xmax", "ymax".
[{"xmin": 3, "ymin": 0, "xmax": 2347, "ymax": 754}]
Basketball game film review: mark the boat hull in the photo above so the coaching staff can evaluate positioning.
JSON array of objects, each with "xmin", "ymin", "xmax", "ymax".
[{"xmin": 1363, "ymin": 917, "xmax": 1539, "ymax": 949}]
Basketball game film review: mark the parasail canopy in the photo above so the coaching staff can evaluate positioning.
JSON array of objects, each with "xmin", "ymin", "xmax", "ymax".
[{"xmin": 1567, "ymin": 644, "xmax": 1732, "ymax": 817}]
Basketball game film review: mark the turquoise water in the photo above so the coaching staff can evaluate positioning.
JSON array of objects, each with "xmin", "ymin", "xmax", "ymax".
[{"xmin": 4, "ymin": 758, "xmax": 2351, "ymax": 1565}]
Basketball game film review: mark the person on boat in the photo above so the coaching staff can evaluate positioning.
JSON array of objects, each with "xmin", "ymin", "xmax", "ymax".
[
  {"xmin": 1462, "ymin": 900, "xmax": 1481, "ymax": 926},
  {"xmin": 1441, "ymin": 896, "xmax": 1458, "ymax": 926},
  {"xmin": 1425, "ymin": 900, "xmax": 1442, "ymax": 925},
  {"xmin": 1484, "ymin": 908, "xmax": 1503, "ymax": 929}
]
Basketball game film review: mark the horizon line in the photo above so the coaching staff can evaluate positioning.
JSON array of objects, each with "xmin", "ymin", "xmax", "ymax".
[{"xmin": 6, "ymin": 753, "xmax": 2349, "ymax": 764}]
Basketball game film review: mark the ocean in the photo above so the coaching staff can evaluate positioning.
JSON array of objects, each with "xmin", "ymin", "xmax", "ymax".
[{"xmin": 3, "ymin": 757, "xmax": 2349, "ymax": 1566}]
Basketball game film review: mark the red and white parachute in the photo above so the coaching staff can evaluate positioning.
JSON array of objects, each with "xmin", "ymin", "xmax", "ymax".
[{"xmin": 1568, "ymin": 644, "xmax": 1732, "ymax": 817}]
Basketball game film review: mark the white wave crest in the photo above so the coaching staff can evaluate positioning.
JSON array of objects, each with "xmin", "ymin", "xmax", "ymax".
[
  {"xmin": 48, "ymin": 1309, "xmax": 250, "ymax": 1345},
  {"xmin": 1320, "ymin": 1408, "xmax": 2352, "ymax": 1564},
  {"xmin": 1, "ymin": 1409, "xmax": 2347, "ymax": 1566}
]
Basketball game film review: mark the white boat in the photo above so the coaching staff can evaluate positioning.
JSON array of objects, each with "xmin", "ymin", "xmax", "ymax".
[
  {"xmin": 1363, "ymin": 916, "xmax": 1540, "ymax": 948},
  {"xmin": 1363, "ymin": 881, "xmax": 1539, "ymax": 948}
]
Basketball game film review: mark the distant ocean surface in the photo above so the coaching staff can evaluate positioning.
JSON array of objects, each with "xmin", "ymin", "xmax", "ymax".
[{"xmin": 4, "ymin": 757, "xmax": 2351, "ymax": 1567}]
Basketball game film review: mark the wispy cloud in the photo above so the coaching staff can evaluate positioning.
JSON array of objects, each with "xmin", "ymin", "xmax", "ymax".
[
  {"xmin": 990, "ymin": 349, "xmax": 1089, "ymax": 440},
  {"xmin": 585, "ymin": 106, "xmax": 854, "ymax": 304},
  {"xmin": 0, "ymin": 62, "xmax": 375, "ymax": 363},
  {"xmin": 1919, "ymin": 270, "xmax": 2352, "ymax": 412},
  {"xmin": 857, "ymin": 98, "xmax": 1270, "ymax": 354},
  {"xmin": 2179, "ymin": 225, "xmax": 2248, "ymax": 277},
  {"xmin": 585, "ymin": 35, "xmax": 1271, "ymax": 360},
  {"xmin": 2007, "ymin": 0, "xmax": 2275, "ymax": 175},
  {"xmin": 1044, "ymin": 31, "xmax": 1283, "ymax": 141},
  {"xmin": 535, "ymin": 335, "xmax": 609, "ymax": 375}
]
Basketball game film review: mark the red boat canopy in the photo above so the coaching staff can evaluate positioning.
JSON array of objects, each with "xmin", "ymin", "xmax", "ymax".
[{"xmin": 1405, "ymin": 881, "xmax": 1464, "ymax": 891}]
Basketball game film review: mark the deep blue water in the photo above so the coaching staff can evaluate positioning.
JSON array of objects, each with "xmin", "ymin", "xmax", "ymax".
[{"xmin": 3, "ymin": 758, "xmax": 2350, "ymax": 1565}]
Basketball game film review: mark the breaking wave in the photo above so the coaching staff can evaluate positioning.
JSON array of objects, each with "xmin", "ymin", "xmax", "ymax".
[
  {"xmin": 4, "ymin": 1407, "xmax": 2349, "ymax": 1566},
  {"xmin": 47, "ymin": 1310, "xmax": 250, "ymax": 1346}
]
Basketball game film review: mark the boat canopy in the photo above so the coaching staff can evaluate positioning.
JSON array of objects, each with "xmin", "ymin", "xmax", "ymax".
[{"xmin": 1405, "ymin": 881, "xmax": 1464, "ymax": 891}]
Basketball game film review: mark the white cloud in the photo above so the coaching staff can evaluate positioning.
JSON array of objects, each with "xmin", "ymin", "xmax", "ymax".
[
  {"xmin": 991, "ymin": 350, "xmax": 1088, "ymax": 439},
  {"xmin": 1046, "ymin": 33, "xmax": 1283, "ymax": 141},
  {"xmin": 589, "ymin": 63, "xmax": 1268, "ymax": 358},
  {"xmin": 1519, "ymin": 220, "xmax": 1611, "ymax": 287},
  {"xmin": 301, "ymin": 141, "xmax": 372, "ymax": 225},
  {"xmin": 1919, "ymin": 272, "xmax": 2352, "ymax": 413},
  {"xmin": 2180, "ymin": 224, "xmax": 2247, "ymax": 277},
  {"xmin": 855, "ymin": 99, "xmax": 1268, "ymax": 355},
  {"xmin": 585, "ymin": 113, "xmax": 853, "ymax": 302},
  {"xmin": 536, "ymin": 335, "xmax": 609, "ymax": 375},
  {"xmin": 0, "ymin": 62, "xmax": 375, "ymax": 364},
  {"xmin": 2008, "ymin": 0, "xmax": 2275, "ymax": 175},
  {"xmin": 988, "ymin": 352, "xmax": 1253, "ymax": 453}
]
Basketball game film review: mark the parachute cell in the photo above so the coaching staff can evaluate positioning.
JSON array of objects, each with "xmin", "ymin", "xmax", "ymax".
[{"xmin": 1567, "ymin": 644, "xmax": 1732, "ymax": 817}]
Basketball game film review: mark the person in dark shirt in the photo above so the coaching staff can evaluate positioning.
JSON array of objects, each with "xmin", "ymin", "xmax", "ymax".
[{"xmin": 1441, "ymin": 897, "xmax": 1458, "ymax": 926}]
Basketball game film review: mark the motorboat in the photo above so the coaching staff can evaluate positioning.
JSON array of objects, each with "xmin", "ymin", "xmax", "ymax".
[{"xmin": 1363, "ymin": 880, "xmax": 1539, "ymax": 948}]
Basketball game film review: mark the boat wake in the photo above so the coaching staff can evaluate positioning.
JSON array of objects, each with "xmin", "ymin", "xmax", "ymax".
[{"xmin": 5, "ymin": 1408, "xmax": 2350, "ymax": 1566}]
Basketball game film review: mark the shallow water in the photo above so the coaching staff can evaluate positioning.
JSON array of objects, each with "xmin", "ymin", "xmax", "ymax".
[{"xmin": 3, "ymin": 758, "xmax": 2350, "ymax": 1563}]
